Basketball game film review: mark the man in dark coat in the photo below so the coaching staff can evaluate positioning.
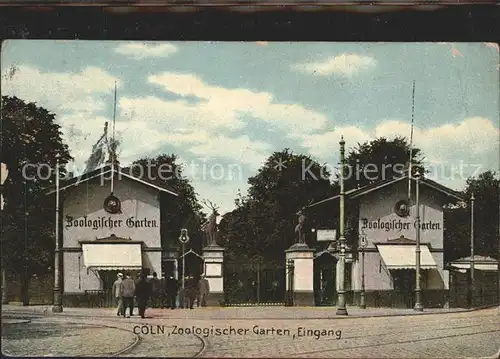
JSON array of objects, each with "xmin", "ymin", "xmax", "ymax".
[
  {"xmin": 197, "ymin": 275, "xmax": 210, "ymax": 307},
  {"xmin": 150, "ymin": 272, "xmax": 161, "ymax": 308},
  {"xmin": 184, "ymin": 276, "xmax": 198, "ymax": 310},
  {"xmin": 165, "ymin": 275, "xmax": 178, "ymax": 309},
  {"xmin": 135, "ymin": 273, "xmax": 152, "ymax": 318}
]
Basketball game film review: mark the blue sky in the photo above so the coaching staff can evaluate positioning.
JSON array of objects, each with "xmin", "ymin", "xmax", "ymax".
[{"xmin": 2, "ymin": 41, "xmax": 499, "ymax": 216}]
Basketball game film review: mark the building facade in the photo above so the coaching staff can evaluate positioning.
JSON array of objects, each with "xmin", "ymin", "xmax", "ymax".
[
  {"xmin": 49, "ymin": 165, "xmax": 178, "ymax": 306},
  {"xmin": 311, "ymin": 174, "xmax": 463, "ymax": 308}
]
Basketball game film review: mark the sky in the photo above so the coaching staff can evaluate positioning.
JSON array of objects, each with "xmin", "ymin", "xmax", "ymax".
[{"xmin": 1, "ymin": 41, "xmax": 499, "ymax": 217}]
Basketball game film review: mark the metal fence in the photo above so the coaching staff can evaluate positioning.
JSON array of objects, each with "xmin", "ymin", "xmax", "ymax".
[{"xmin": 224, "ymin": 262, "xmax": 291, "ymax": 306}]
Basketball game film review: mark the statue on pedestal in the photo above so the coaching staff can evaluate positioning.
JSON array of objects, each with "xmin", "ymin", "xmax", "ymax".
[
  {"xmin": 202, "ymin": 199, "xmax": 220, "ymax": 246},
  {"xmin": 294, "ymin": 210, "xmax": 306, "ymax": 244}
]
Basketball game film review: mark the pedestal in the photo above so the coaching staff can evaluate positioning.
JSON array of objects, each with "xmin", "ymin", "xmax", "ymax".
[
  {"xmin": 285, "ymin": 243, "xmax": 315, "ymax": 306},
  {"xmin": 202, "ymin": 244, "xmax": 225, "ymax": 306}
]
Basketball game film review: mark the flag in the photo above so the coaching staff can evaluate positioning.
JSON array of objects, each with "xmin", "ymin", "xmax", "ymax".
[{"xmin": 84, "ymin": 122, "xmax": 109, "ymax": 173}]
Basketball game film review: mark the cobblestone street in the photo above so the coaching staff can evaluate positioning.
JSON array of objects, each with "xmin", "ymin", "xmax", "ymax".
[{"xmin": 2, "ymin": 306, "xmax": 499, "ymax": 357}]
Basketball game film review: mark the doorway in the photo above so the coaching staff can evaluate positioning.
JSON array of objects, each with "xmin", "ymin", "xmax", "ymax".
[
  {"xmin": 314, "ymin": 252, "xmax": 337, "ymax": 306},
  {"xmin": 391, "ymin": 269, "xmax": 415, "ymax": 308}
]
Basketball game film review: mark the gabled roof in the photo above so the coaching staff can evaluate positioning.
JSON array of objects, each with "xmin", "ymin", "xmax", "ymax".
[
  {"xmin": 307, "ymin": 173, "xmax": 463, "ymax": 209},
  {"xmin": 45, "ymin": 164, "xmax": 178, "ymax": 196}
]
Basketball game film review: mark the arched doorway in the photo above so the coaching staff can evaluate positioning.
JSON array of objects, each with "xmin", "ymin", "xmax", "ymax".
[{"xmin": 314, "ymin": 251, "xmax": 337, "ymax": 306}]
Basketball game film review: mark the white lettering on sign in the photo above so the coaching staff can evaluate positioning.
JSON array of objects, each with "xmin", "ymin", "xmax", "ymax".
[
  {"xmin": 65, "ymin": 215, "xmax": 158, "ymax": 230},
  {"xmin": 317, "ymin": 229, "xmax": 337, "ymax": 241},
  {"xmin": 360, "ymin": 218, "xmax": 441, "ymax": 232}
]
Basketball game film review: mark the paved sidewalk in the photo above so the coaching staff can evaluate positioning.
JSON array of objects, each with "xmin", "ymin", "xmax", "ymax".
[
  {"xmin": 2, "ymin": 305, "xmax": 499, "ymax": 357},
  {"xmin": 2, "ymin": 304, "xmax": 474, "ymax": 320}
]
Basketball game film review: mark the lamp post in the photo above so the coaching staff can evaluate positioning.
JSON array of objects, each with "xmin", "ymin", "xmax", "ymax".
[
  {"xmin": 336, "ymin": 136, "xmax": 348, "ymax": 316},
  {"xmin": 179, "ymin": 228, "xmax": 189, "ymax": 306},
  {"xmin": 470, "ymin": 193, "xmax": 475, "ymax": 308},
  {"xmin": 414, "ymin": 169, "xmax": 423, "ymax": 311},
  {"xmin": 359, "ymin": 231, "xmax": 367, "ymax": 309},
  {"xmin": 52, "ymin": 153, "xmax": 63, "ymax": 313}
]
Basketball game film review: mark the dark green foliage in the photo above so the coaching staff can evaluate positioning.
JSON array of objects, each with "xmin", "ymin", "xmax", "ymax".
[
  {"xmin": 219, "ymin": 149, "xmax": 336, "ymax": 266},
  {"xmin": 444, "ymin": 170, "xmax": 500, "ymax": 262},
  {"xmin": 127, "ymin": 154, "xmax": 206, "ymax": 253},
  {"xmin": 1, "ymin": 96, "xmax": 73, "ymax": 276},
  {"xmin": 344, "ymin": 136, "xmax": 425, "ymax": 190}
]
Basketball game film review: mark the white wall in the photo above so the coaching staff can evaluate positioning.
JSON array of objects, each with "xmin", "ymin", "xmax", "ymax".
[
  {"xmin": 64, "ymin": 251, "xmax": 163, "ymax": 292},
  {"xmin": 63, "ymin": 176, "xmax": 161, "ymax": 248},
  {"xmin": 358, "ymin": 181, "xmax": 445, "ymax": 249},
  {"xmin": 426, "ymin": 252, "xmax": 448, "ymax": 290},
  {"xmin": 143, "ymin": 251, "xmax": 162, "ymax": 278},
  {"xmin": 62, "ymin": 174, "xmax": 167, "ymax": 292},
  {"xmin": 64, "ymin": 252, "xmax": 100, "ymax": 293}
]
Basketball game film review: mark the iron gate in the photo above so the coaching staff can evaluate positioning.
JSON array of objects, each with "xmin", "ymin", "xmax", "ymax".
[{"xmin": 224, "ymin": 261, "xmax": 294, "ymax": 306}]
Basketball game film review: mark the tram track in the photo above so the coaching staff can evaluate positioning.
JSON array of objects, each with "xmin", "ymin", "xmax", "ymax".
[{"xmin": 288, "ymin": 328, "xmax": 500, "ymax": 357}]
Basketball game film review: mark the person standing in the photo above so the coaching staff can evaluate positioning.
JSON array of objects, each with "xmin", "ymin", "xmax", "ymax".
[
  {"xmin": 120, "ymin": 273, "xmax": 135, "ymax": 317},
  {"xmin": 150, "ymin": 272, "xmax": 160, "ymax": 308},
  {"xmin": 112, "ymin": 273, "xmax": 123, "ymax": 316},
  {"xmin": 165, "ymin": 275, "xmax": 178, "ymax": 309},
  {"xmin": 135, "ymin": 273, "xmax": 152, "ymax": 318},
  {"xmin": 185, "ymin": 276, "xmax": 198, "ymax": 310},
  {"xmin": 197, "ymin": 275, "xmax": 210, "ymax": 307}
]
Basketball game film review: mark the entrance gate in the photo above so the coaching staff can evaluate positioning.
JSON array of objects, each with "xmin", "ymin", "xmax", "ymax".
[
  {"xmin": 314, "ymin": 251, "xmax": 337, "ymax": 306},
  {"xmin": 224, "ymin": 262, "xmax": 293, "ymax": 306}
]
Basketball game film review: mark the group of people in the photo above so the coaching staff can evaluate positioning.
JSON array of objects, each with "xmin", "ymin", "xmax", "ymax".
[{"xmin": 111, "ymin": 271, "xmax": 210, "ymax": 318}]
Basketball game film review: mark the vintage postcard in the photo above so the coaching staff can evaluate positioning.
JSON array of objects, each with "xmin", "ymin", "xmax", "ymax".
[{"xmin": 1, "ymin": 40, "xmax": 499, "ymax": 358}]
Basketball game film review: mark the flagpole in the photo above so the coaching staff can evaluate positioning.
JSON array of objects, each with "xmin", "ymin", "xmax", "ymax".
[
  {"xmin": 111, "ymin": 81, "xmax": 117, "ymax": 194},
  {"xmin": 408, "ymin": 80, "xmax": 415, "ymax": 202},
  {"xmin": 52, "ymin": 153, "xmax": 63, "ymax": 312}
]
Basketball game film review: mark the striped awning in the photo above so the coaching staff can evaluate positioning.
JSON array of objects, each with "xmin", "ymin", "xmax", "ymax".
[
  {"xmin": 82, "ymin": 243, "xmax": 142, "ymax": 270},
  {"xmin": 377, "ymin": 244, "xmax": 437, "ymax": 270}
]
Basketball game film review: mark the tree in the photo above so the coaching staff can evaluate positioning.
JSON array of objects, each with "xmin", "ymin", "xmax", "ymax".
[
  {"xmin": 219, "ymin": 149, "xmax": 337, "ymax": 265},
  {"xmin": 444, "ymin": 170, "xmax": 500, "ymax": 262},
  {"xmin": 306, "ymin": 136, "xmax": 426, "ymax": 252},
  {"xmin": 126, "ymin": 154, "xmax": 206, "ymax": 253},
  {"xmin": 1, "ymin": 96, "xmax": 73, "ymax": 303},
  {"xmin": 345, "ymin": 136, "xmax": 425, "ymax": 190}
]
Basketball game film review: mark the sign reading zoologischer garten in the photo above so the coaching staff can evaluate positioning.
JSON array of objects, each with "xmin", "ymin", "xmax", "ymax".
[
  {"xmin": 65, "ymin": 215, "xmax": 158, "ymax": 230},
  {"xmin": 360, "ymin": 218, "xmax": 441, "ymax": 232}
]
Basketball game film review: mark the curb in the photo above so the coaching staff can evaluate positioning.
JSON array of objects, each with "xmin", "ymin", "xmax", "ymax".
[{"xmin": 2, "ymin": 305, "xmax": 498, "ymax": 320}]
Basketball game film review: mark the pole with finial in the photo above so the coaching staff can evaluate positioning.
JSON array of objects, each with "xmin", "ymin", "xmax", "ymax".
[
  {"xmin": 408, "ymin": 80, "xmax": 415, "ymax": 202},
  {"xmin": 414, "ymin": 168, "xmax": 423, "ymax": 311},
  {"xmin": 110, "ymin": 81, "xmax": 117, "ymax": 194},
  {"xmin": 336, "ymin": 135, "xmax": 348, "ymax": 316},
  {"xmin": 52, "ymin": 153, "xmax": 63, "ymax": 313},
  {"xmin": 470, "ymin": 192, "xmax": 475, "ymax": 307}
]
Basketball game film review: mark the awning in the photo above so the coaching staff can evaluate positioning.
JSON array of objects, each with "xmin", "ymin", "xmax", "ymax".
[
  {"xmin": 450, "ymin": 263, "xmax": 498, "ymax": 271},
  {"xmin": 82, "ymin": 243, "xmax": 142, "ymax": 270},
  {"xmin": 377, "ymin": 244, "xmax": 437, "ymax": 270}
]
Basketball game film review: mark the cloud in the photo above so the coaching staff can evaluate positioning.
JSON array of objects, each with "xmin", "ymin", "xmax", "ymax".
[
  {"xmin": 299, "ymin": 117, "xmax": 499, "ymax": 190},
  {"xmin": 292, "ymin": 53, "xmax": 376, "ymax": 77},
  {"xmin": 114, "ymin": 42, "xmax": 178, "ymax": 59},
  {"xmin": 1, "ymin": 65, "xmax": 119, "ymax": 113},
  {"xmin": 147, "ymin": 72, "xmax": 328, "ymax": 136}
]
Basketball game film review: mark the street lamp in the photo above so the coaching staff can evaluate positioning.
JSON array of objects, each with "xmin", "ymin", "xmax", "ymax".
[
  {"xmin": 470, "ymin": 193, "xmax": 475, "ymax": 307},
  {"xmin": 336, "ymin": 136, "xmax": 348, "ymax": 316},
  {"xmin": 52, "ymin": 153, "xmax": 63, "ymax": 313},
  {"xmin": 178, "ymin": 228, "xmax": 190, "ymax": 293},
  {"xmin": 414, "ymin": 169, "xmax": 423, "ymax": 311},
  {"xmin": 359, "ymin": 231, "xmax": 367, "ymax": 309}
]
